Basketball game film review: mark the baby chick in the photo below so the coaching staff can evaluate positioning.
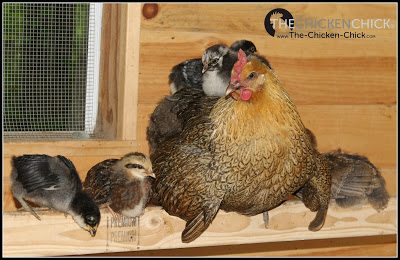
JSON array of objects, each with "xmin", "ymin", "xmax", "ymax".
[
  {"xmin": 169, "ymin": 40, "xmax": 263, "ymax": 95},
  {"xmin": 83, "ymin": 152, "xmax": 155, "ymax": 218},
  {"xmin": 11, "ymin": 154, "xmax": 100, "ymax": 237}
]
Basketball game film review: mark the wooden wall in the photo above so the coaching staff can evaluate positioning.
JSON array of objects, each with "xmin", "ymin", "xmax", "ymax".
[
  {"xmin": 3, "ymin": 3, "xmax": 397, "ymax": 256},
  {"xmin": 136, "ymin": 3, "xmax": 397, "ymax": 194}
]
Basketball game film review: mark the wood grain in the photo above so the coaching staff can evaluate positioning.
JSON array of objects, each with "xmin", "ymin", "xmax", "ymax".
[
  {"xmin": 138, "ymin": 54, "xmax": 396, "ymax": 105},
  {"xmin": 88, "ymin": 236, "xmax": 396, "ymax": 256},
  {"xmin": 3, "ymin": 140, "xmax": 138, "ymax": 157},
  {"xmin": 96, "ymin": 4, "xmax": 141, "ymax": 140},
  {"xmin": 95, "ymin": 4, "xmax": 118, "ymax": 139},
  {"xmin": 3, "ymin": 198, "xmax": 397, "ymax": 256},
  {"xmin": 116, "ymin": 4, "xmax": 141, "ymax": 140},
  {"xmin": 141, "ymin": 4, "xmax": 397, "ymax": 37}
]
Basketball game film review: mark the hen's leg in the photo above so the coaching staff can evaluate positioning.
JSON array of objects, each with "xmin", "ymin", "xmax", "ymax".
[
  {"xmin": 262, "ymin": 211, "xmax": 269, "ymax": 228},
  {"xmin": 300, "ymin": 165, "xmax": 331, "ymax": 231}
]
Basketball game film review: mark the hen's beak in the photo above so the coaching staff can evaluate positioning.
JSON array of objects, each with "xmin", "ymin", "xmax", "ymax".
[
  {"xmin": 202, "ymin": 64, "xmax": 209, "ymax": 74},
  {"xmin": 225, "ymin": 81, "xmax": 241, "ymax": 100}
]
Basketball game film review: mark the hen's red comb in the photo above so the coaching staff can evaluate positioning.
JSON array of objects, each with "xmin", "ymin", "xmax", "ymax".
[{"xmin": 231, "ymin": 49, "xmax": 247, "ymax": 83}]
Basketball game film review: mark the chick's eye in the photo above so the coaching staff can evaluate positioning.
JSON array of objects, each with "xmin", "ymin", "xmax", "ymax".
[
  {"xmin": 250, "ymin": 47, "xmax": 256, "ymax": 52},
  {"xmin": 247, "ymin": 72, "xmax": 257, "ymax": 80},
  {"xmin": 125, "ymin": 163, "xmax": 144, "ymax": 169},
  {"xmin": 211, "ymin": 58, "xmax": 219, "ymax": 65},
  {"xmin": 86, "ymin": 215, "xmax": 96, "ymax": 225}
]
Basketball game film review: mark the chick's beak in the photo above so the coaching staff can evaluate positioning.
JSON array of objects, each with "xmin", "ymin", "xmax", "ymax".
[
  {"xmin": 88, "ymin": 225, "xmax": 98, "ymax": 237},
  {"xmin": 147, "ymin": 170, "xmax": 156, "ymax": 179},
  {"xmin": 202, "ymin": 64, "xmax": 208, "ymax": 74}
]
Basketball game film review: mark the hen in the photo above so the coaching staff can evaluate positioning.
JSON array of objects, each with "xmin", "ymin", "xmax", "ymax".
[
  {"xmin": 150, "ymin": 50, "xmax": 332, "ymax": 243},
  {"xmin": 149, "ymin": 51, "xmax": 390, "ymax": 229}
]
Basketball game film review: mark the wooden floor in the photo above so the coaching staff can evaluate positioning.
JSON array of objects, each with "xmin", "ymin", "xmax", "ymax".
[{"xmin": 3, "ymin": 199, "xmax": 397, "ymax": 257}]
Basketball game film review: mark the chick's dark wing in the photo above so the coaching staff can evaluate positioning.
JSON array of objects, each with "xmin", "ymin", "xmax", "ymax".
[
  {"xmin": 169, "ymin": 59, "xmax": 203, "ymax": 91},
  {"xmin": 182, "ymin": 59, "xmax": 203, "ymax": 88},
  {"xmin": 326, "ymin": 150, "xmax": 389, "ymax": 211},
  {"xmin": 83, "ymin": 159, "xmax": 118, "ymax": 205},
  {"xmin": 56, "ymin": 155, "xmax": 82, "ymax": 191},
  {"xmin": 12, "ymin": 154, "xmax": 61, "ymax": 193}
]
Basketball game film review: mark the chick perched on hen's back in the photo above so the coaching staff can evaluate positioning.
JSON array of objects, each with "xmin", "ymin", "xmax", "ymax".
[
  {"xmin": 169, "ymin": 40, "xmax": 270, "ymax": 96},
  {"xmin": 84, "ymin": 152, "xmax": 155, "ymax": 218}
]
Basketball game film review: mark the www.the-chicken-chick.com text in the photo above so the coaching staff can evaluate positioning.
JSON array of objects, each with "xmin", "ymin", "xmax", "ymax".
[
  {"xmin": 272, "ymin": 18, "xmax": 393, "ymax": 30},
  {"xmin": 277, "ymin": 31, "xmax": 376, "ymax": 39}
]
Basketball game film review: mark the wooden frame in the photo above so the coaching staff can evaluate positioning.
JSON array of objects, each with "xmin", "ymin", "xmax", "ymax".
[
  {"xmin": 95, "ymin": 4, "xmax": 141, "ymax": 140},
  {"xmin": 2, "ymin": 3, "xmax": 397, "ymax": 257}
]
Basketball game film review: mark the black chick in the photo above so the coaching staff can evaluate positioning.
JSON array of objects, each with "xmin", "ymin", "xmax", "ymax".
[
  {"xmin": 168, "ymin": 40, "xmax": 262, "ymax": 95},
  {"xmin": 83, "ymin": 152, "xmax": 155, "ymax": 218},
  {"xmin": 230, "ymin": 39, "xmax": 257, "ymax": 54},
  {"xmin": 11, "ymin": 154, "xmax": 100, "ymax": 237},
  {"xmin": 326, "ymin": 149, "xmax": 389, "ymax": 211}
]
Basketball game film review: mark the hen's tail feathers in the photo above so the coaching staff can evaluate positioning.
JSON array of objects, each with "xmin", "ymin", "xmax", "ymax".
[{"xmin": 325, "ymin": 149, "xmax": 390, "ymax": 212}]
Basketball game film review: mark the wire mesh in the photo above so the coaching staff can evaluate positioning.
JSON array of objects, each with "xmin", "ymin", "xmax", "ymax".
[{"xmin": 3, "ymin": 3, "xmax": 100, "ymax": 141}]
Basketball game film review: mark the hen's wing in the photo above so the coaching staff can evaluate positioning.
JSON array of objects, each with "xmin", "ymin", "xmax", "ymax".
[
  {"xmin": 147, "ymin": 87, "xmax": 218, "ymax": 153},
  {"xmin": 151, "ymin": 91, "xmax": 225, "ymax": 241},
  {"xmin": 152, "ymin": 139, "xmax": 224, "ymax": 243}
]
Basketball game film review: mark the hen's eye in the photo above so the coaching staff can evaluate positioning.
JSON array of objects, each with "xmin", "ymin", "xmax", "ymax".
[
  {"xmin": 125, "ymin": 163, "xmax": 144, "ymax": 169},
  {"xmin": 247, "ymin": 72, "xmax": 257, "ymax": 80}
]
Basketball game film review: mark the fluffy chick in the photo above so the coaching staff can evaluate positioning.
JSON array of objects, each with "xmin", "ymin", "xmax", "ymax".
[
  {"xmin": 169, "ymin": 40, "xmax": 262, "ymax": 95},
  {"xmin": 11, "ymin": 154, "xmax": 100, "ymax": 237},
  {"xmin": 326, "ymin": 149, "xmax": 389, "ymax": 211},
  {"xmin": 83, "ymin": 152, "xmax": 155, "ymax": 218}
]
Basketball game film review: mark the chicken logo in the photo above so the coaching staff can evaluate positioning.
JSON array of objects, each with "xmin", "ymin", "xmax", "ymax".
[{"xmin": 264, "ymin": 8, "xmax": 294, "ymax": 37}]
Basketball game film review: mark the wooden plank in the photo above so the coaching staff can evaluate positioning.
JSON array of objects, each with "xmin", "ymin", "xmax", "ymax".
[
  {"xmin": 137, "ymin": 104, "xmax": 396, "ymax": 168},
  {"xmin": 141, "ymin": 4, "xmax": 397, "ymax": 37},
  {"xmin": 140, "ymin": 4, "xmax": 397, "ymax": 59},
  {"xmin": 116, "ymin": 4, "xmax": 142, "ymax": 140},
  {"xmin": 96, "ymin": 4, "xmax": 141, "ymax": 140},
  {"xmin": 139, "ymin": 30, "xmax": 397, "ymax": 59},
  {"xmin": 138, "ymin": 54, "xmax": 396, "ymax": 105},
  {"xmin": 88, "ymin": 236, "xmax": 397, "ymax": 256},
  {"xmin": 3, "ymin": 140, "xmax": 138, "ymax": 157},
  {"xmin": 95, "ymin": 4, "xmax": 118, "ymax": 139},
  {"xmin": 3, "ymin": 198, "xmax": 396, "ymax": 256}
]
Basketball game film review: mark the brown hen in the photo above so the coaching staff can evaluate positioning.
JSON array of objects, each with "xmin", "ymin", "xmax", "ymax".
[{"xmin": 150, "ymin": 50, "xmax": 331, "ymax": 243}]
